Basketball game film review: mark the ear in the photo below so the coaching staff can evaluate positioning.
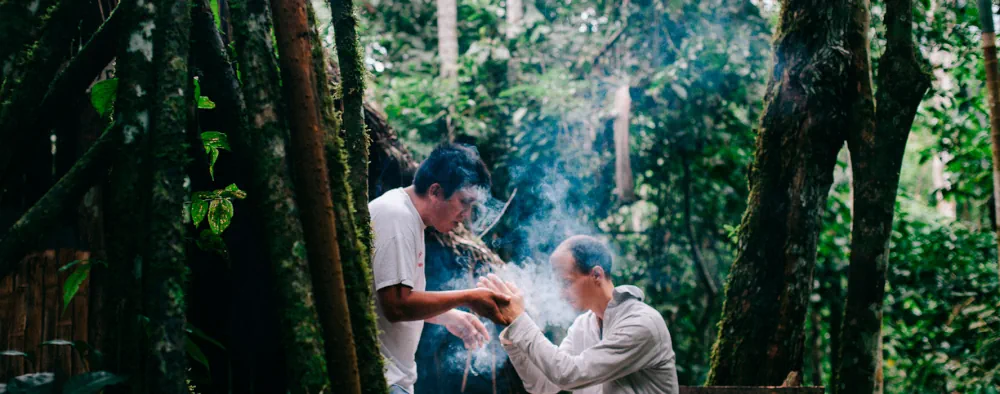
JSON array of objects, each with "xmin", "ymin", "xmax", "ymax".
[
  {"xmin": 427, "ymin": 183, "xmax": 443, "ymax": 199},
  {"xmin": 591, "ymin": 266, "xmax": 604, "ymax": 281}
]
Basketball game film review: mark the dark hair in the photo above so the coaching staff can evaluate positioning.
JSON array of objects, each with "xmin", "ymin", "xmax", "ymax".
[
  {"xmin": 413, "ymin": 143, "xmax": 491, "ymax": 198},
  {"xmin": 562, "ymin": 235, "xmax": 614, "ymax": 277}
]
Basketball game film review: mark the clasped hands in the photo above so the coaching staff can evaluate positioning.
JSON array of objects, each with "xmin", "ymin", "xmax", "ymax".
[{"xmin": 444, "ymin": 274, "xmax": 525, "ymax": 350}]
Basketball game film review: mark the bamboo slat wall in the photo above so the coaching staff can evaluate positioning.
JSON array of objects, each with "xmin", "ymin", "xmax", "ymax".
[{"xmin": 0, "ymin": 249, "xmax": 90, "ymax": 380}]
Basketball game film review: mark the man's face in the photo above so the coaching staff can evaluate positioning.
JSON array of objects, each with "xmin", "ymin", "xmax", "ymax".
[
  {"xmin": 427, "ymin": 185, "xmax": 480, "ymax": 233},
  {"xmin": 551, "ymin": 247, "xmax": 597, "ymax": 312}
]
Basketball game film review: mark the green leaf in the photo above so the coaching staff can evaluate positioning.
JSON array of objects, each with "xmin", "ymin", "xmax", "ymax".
[
  {"xmin": 201, "ymin": 131, "xmax": 230, "ymax": 151},
  {"xmin": 6, "ymin": 373, "xmax": 54, "ymax": 394},
  {"xmin": 207, "ymin": 199, "xmax": 234, "ymax": 235},
  {"xmin": 210, "ymin": 0, "xmax": 222, "ymax": 28},
  {"xmin": 196, "ymin": 229, "xmax": 227, "ymax": 255},
  {"xmin": 0, "ymin": 351, "xmax": 29, "ymax": 359},
  {"xmin": 186, "ymin": 323, "xmax": 225, "ymax": 349},
  {"xmin": 89, "ymin": 79, "xmax": 118, "ymax": 117},
  {"xmin": 185, "ymin": 336, "xmax": 210, "ymax": 372},
  {"xmin": 58, "ymin": 259, "xmax": 84, "ymax": 273},
  {"xmin": 191, "ymin": 198, "xmax": 210, "ymax": 228},
  {"xmin": 62, "ymin": 264, "xmax": 90, "ymax": 314},
  {"xmin": 39, "ymin": 340, "xmax": 73, "ymax": 347},
  {"xmin": 62, "ymin": 371, "xmax": 127, "ymax": 394},
  {"xmin": 198, "ymin": 96, "xmax": 217, "ymax": 109},
  {"xmin": 193, "ymin": 77, "xmax": 201, "ymax": 101},
  {"xmin": 209, "ymin": 148, "xmax": 220, "ymax": 181},
  {"xmin": 221, "ymin": 184, "xmax": 247, "ymax": 200}
]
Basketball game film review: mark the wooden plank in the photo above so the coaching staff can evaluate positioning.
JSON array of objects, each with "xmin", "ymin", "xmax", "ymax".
[
  {"xmin": 9, "ymin": 256, "xmax": 28, "ymax": 377},
  {"xmin": 39, "ymin": 250, "xmax": 58, "ymax": 371},
  {"xmin": 71, "ymin": 250, "xmax": 90, "ymax": 375},
  {"xmin": 0, "ymin": 266, "xmax": 13, "ymax": 378},
  {"xmin": 24, "ymin": 253, "xmax": 43, "ymax": 373},
  {"xmin": 679, "ymin": 387, "xmax": 825, "ymax": 394}
]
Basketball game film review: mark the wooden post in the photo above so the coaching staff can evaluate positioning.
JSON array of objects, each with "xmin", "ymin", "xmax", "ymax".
[{"xmin": 978, "ymin": 0, "xmax": 1000, "ymax": 281}]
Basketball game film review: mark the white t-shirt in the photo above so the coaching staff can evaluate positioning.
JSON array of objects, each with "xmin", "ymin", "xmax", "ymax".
[{"xmin": 369, "ymin": 188, "xmax": 427, "ymax": 393}]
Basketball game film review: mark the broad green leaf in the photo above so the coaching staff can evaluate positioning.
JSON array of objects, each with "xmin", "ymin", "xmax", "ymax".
[
  {"xmin": 62, "ymin": 264, "xmax": 90, "ymax": 314},
  {"xmin": 191, "ymin": 198, "xmax": 210, "ymax": 228},
  {"xmin": 208, "ymin": 199, "xmax": 234, "ymax": 234},
  {"xmin": 186, "ymin": 323, "xmax": 225, "ymax": 349},
  {"xmin": 6, "ymin": 373, "xmax": 54, "ymax": 394},
  {"xmin": 89, "ymin": 79, "xmax": 118, "ymax": 117},
  {"xmin": 39, "ymin": 340, "xmax": 73, "ymax": 347},
  {"xmin": 62, "ymin": 371, "xmax": 127, "ymax": 394},
  {"xmin": 185, "ymin": 336, "xmax": 210, "ymax": 371},
  {"xmin": 193, "ymin": 77, "xmax": 201, "ymax": 102},
  {"xmin": 198, "ymin": 96, "xmax": 217, "ymax": 109},
  {"xmin": 201, "ymin": 131, "xmax": 230, "ymax": 151}
]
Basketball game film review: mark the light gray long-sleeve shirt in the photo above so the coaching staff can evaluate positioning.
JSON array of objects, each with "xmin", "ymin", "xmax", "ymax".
[{"xmin": 500, "ymin": 285, "xmax": 679, "ymax": 394}]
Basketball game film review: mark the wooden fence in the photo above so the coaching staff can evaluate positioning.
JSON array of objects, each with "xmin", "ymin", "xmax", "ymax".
[{"xmin": 0, "ymin": 249, "xmax": 91, "ymax": 380}]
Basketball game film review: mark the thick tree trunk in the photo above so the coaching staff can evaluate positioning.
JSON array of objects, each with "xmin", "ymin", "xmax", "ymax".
[
  {"xmin": 311, "ymin": 2, "xmax": 388, "ymax": 391},
  {"xmin": 141, "ymin": 0, "xmax": 192, "ymax": 390},
  {"xmin": 835, "ymin": 0, "xmax": 930, "ymax": 392},
  {"xmin": 269, "ymin": 0, "xmax": 363, "ymax": 392},
  {"xmin": 978, "ymin": 0, "xmax": 1000, "ymax": 279},
  {"xmin": 102, "ymin": 0, "xmax": 158, "ymax": 389},
  {"xmin": 0, "ymin": 127, "xmax": 116, "ymax": 276},
  {"xmin": 228, "ymin": 0, "xmax": 331, "ymax": 391},
  {"xmin": 706, "ymin": 0, "xmax": 854, "ymax": 385}
]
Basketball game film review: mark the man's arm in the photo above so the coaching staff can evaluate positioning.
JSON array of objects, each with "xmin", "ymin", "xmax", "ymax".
[
  {"xmin": 502, "ymin": 315, "xmax": 583, "ymax": 394},
  {"xmin": 502, "ymin": 313, "xmax": 658, "ymax": 391},
  {"xmin": 377, "ymin": 284, "xmax": 509, "ymax": 323}
]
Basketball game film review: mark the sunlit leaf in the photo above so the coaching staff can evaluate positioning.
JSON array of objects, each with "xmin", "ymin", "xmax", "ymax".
[
  {"xmin": 208, "ymin": 199, "xmax": 234, "ymax": 235},
  {"xmin": 191, "ymin": 198, "xmax": 210, "ymax": 228},
  {"xmin": 89, "ymin": 79, "xmax": 118, "ymax": 117}
]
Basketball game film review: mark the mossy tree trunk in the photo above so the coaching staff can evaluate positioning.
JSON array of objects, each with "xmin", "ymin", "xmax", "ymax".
[
  {"xmin": 835, "ymin": 0, "xmax": 930, "ymax": 392},
  {"xmin": 977, "ymin": 0, "xmax": 1000, "ymax": 280},
  {"xmin": 102, "ymin": 0, "xmax": 158, "ymax": 389},
  {"xmin": 141, "ymin": 0, "xmax": 192, "ymax": 390},
  {"xmin": 227, "ymin": 0, "xmax": 331, "ymax": 391},
  {"xmin": 321, "ymin": 0, "xmax": 388, "ymax": 391},
  {"xmin": 268, "ymin": 0, "xmax": 363, "ymax": 392},
  {"xmin": 706, "ymin": 0, "xmax": 855, "ymax": 385}
]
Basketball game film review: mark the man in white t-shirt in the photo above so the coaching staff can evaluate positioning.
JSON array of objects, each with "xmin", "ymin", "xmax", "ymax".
[{"xmin": 370, "ymin": 143, "xmax": 510, "ymax": 394}]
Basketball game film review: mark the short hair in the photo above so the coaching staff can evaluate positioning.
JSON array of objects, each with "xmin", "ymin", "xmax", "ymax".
[
  {"xmin": 560, "ymin": 235, "xmax": 614, "ymax": 277},
  {"xmin": 413, "ymin": 143, "xmax": 491, "ymax": 198}
]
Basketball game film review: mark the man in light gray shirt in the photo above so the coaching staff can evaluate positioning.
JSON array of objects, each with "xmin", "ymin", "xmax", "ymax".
[{"xmin": 479, "ymin": 235, "xmax": 679, "ymax": 394}]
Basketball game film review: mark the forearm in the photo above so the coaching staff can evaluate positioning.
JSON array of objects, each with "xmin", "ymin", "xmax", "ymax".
[{"xmin": 384, "ymin": 289, "xmax": 478, "ymax": 322}]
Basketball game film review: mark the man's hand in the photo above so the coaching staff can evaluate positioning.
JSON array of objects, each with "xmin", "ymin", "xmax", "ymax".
[
  {"xmin": 465, "ymin": 288, "xmax": 512, "ymax": 325},
  {"xmin": 432, "ymin": 310, "xmax": 490, "ymax": 349},
  {"xmin": 477, "ymin": 274, "xmax": 525, "ymax": 325}
]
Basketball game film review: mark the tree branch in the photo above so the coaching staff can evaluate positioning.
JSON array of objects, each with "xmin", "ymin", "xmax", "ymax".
[{"xmin": 0, "ymin": 125, "xmax": 117, "ymax": 279}]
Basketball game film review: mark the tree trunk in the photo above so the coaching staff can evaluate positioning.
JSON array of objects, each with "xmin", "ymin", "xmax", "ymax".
[
  {"xmin": 101, "ymin": 0, "xmax": 159, "ymax": 389},
  {"xmin": 706, "ymin": 0, "xmax": 855, "ymax": 385},
  {"xmin": 613, "ymin": 85, "xmax": 636, "ymax": 203},
  {"xmin": 228, "ymin": 0, "xmax": 331, "ymax": 391},
  {"xmin": 835, "ymin": 0, "xmax": 930, "ymax": 392},
  {"xmin": 437, "ymin": 0, "xmax": 458, "ymax": 140},
  {"xmin": 977, "ymin": 0, "xmax": 1000, "ymax": 279},
  {"xmin": 142, "ymin": 0, "xmax": 191, "ymax": 390},
  {"xmin": 268, "ymin": 0, "xmax": 362, "ymax": 392},
  {"xmin": 313, "ymin": 1, "xmax": 388, "ymax": 391}
]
